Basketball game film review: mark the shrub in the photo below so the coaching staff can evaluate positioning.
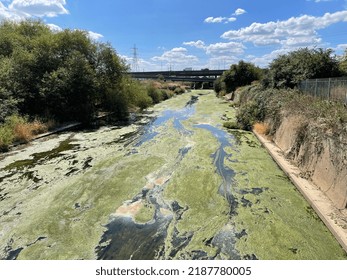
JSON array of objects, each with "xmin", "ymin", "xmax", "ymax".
[
  {"xmin": 174, "ymin": 87, "xmax": 185, "ymax": 95},
  {"xmin": 223, "ymin": 121, "xmax": 239, "ymax": 129},
  {"xmin": 0, "ymin": 114, "xmax": 50, "ymax": 151},
  {"xmin": 136, "ymin": 95, "xmax": 153, "ymax": 110},
  {"xmin": 0, "ymin": 125, "xmax": 14, "ymax": 151},
  {"xmin": 147, "ymin": 84, "xmax": 162, "ymax": 104},
  {"xmin": 236, "ymin": 100, "xmax": 264, "ymax": 130},
  {"xmin": 214, "ymin": 77, "xmax": 223, "ymax": 94},
  {"xmin": 253, "ymin": 122, "xmax": 270, "ymax": 135},
  {"xmin": 160, "ymin": 89, "xmax": 173, "ymax": 101}
]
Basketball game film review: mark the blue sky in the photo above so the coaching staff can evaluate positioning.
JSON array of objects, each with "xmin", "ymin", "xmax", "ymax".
[{"xmin": 1, "ymin": 0, "xmax": 347, "ymax": 71}]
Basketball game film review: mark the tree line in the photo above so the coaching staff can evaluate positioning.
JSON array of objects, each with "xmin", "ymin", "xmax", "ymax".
[
  {"xmin": 0, "ymin": 20, "xmax": 163, "ymax": 125},
  {"xmin": 214, "ymin": 47, "xmax": 347, "ymax": 96}
]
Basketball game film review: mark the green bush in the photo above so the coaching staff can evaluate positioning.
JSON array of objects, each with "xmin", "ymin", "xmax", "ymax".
[
  {"xmin": 160, "ymin": 89, "xmax": 173, "ymax": 101},
  {"xmin": 236, "ymin": 100, "xmax": 263, "ymax": 130},
  {"xmin": 0, "ymin": 125, "xmax": 14, "ymax": 151},
  {"xmin": 214, "ymin": 77, "xmax": 224, "ymax": 94},
  {"xmin": 223, "ymin": 121, "xmax": 239, "ymax": 129},
  {"xmin": 119, "ymin": 77, "xmax": 152, "ymax": 110},
  {"xmin": 147, "ymin": 84, "xmax": 162, "ymax": 104},
  {"xmin": 0, "ymin": 114, "xmax": 27, "ymax": 150},
  {"xmin": 174, "ymin": 87, "xmax": 185, "ymax": 95}
]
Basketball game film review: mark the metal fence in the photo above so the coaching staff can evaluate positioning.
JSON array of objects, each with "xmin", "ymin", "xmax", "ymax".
[{"xmin": 298, "ymin": 77, "xmax": 347, "ymax": 105}]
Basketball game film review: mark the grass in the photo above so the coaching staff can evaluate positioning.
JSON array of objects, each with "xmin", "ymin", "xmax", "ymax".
[{"xmin": 0, "ymin": 114, "xmax": 48, "ymax": 151}]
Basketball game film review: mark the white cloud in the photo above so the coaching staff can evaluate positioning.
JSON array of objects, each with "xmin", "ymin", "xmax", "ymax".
[
  {"xmin": 204, "ymin": 8, "xmax": 245, "ymax": 24},
  {"xmin": 87, "ymin": 31, "xmax": 103, "ymax": 41},
  {"xmin": 152, "ymin": 47, "xmax": 199, "ymax": 64},
  {"xmin": 0, "ymin": 1, "xmax": 102, "ymax": 42},
  {"xmin": 205, "ymin": 42, "xmax": 245, "ymax": 56},
  {"xmin": 0, "ymin": 1, "xmax": 22, "ymax": 20},
  {"xmin": 204, "ymin": 16, "xmax": 236, "ymax": 24},
  {"xmin": 183, "ymin": 40, "xmax": 245, "ymax": 57},
  {"xmin": 336, "ymin": 44, "xmax": 347, "ymax": 51},
  {"xmin": 227, "ymin": 17, "xmax": 237, "ymax": 22},
  {"xmin": 0, "ymin": 0, "xmax": 69, "ymax": 21},
  {"xmin": 281, "ymin": 36, "xmax": 322, "ymax": 48},
  {"xmin": 183, "ymin": 40, "xmax": 206, "ymax": 49},
  {"xmin": 9, "ymin": 0, "xmax": 69, "ymax": 18},
  {"xmin": 205, "ymin": 16, "xmax": 223, "ymax": 23},
  {"xmin": 221, "ymin": 10, "xmax": 347, "ymax": 49},
  {"xmin": 233, "ymin": 8, "xmax": 246, "ymax": 16},
  {"xmin": 335, "ymin": 44, "xmax": 347, "ymax": 55},
  {"xmin": 46, "ymin": 22, "xmax": 62, "ymax": 32}
]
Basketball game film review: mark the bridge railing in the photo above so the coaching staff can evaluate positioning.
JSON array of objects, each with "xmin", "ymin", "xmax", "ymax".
[{"xmin": 298, "ymin": 77, "xmax": 347, "ymax": 105}]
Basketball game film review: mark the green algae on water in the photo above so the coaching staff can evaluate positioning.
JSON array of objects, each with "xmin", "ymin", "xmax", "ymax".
[{"xmin": 0, "ymin": 90, "xmax": 346, "ymax": 260}]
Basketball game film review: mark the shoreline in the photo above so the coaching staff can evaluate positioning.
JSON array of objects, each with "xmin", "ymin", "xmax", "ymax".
[{"xmin": 253, "ymin": 130, "xmax": 347, "ymax": 253}]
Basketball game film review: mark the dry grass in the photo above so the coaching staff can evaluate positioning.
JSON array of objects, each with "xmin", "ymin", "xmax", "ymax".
[
  {"xmin": 1, "ymin": 115, "xmax": 54, "ymax": 151},
  {"xmin": 253, "ymin": 122, "xmax": 270, "ymax": 135},
  {"xmin": 330, "ymin": 86, "xmax": 347, "ymax": 102},
  {"xmin": 14, "ymin": 119, "xmax": 48, "ymax": 143}
]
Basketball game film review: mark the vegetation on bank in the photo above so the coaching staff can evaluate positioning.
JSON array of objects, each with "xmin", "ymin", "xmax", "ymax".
[
  {"xmin": 217, "ymin": 47, "xmax": 347, "ymax": 135},
  {"xmin": 0, "ymin": 20, "xmax": 187, "ymax": 151},
  {"xmin": 230, "ymin": 85, "xmax": 347, "ymax": 135},
  {"xmin": 0, "ymin": 115, "xmax": 48, "ymax": 149}
]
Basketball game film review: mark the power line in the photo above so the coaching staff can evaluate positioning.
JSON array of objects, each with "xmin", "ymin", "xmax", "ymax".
[{"xmin": 131, "ymin": 44, "xmax": 139, "ymax": 72}]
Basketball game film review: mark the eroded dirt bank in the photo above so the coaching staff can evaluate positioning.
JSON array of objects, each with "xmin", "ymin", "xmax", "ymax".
[{"xmin": 0, "ymin": 91, "xmax": 346, "ymax": 260}]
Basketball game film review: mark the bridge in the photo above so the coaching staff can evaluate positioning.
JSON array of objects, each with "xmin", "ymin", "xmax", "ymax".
[{"xmin": 129, "ymin": 69, "xmax": 227, "ymax": 83}]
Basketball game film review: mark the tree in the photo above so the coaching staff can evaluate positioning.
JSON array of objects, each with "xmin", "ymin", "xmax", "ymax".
[
  {"xmin": 0, "ymin": 57, "xmax": 18, "ymax": 123},
  {"xmin": 0, "ymin": 19, "xmax": 131, "ymax": 123},
  {"xmin": 216, "ymin": 61, "xmax": 262, "ymax": 94},
  {"xmin": 269, "ymin": 48, "xmax": 342, "ymax": 88},
  {"xmin": 40, "ymin": 52, "xmax": 97, "ymax": 123},
  {"xmin": 339, "ymin": 49, "xmax": 347, "ymax": 75}
]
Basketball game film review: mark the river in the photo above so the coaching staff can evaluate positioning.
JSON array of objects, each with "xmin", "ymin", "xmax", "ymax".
[{"xmin": 0, "ymin": 90, "xmax": 346, "ymax": 260}]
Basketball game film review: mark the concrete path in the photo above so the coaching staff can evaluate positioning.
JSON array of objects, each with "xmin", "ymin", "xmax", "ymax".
[{"xmin": 253, "ymin": 131, "xmax": 347, "ymax": 253}]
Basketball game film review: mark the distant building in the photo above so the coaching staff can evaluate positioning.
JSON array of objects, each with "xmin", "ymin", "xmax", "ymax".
[{"xmin": 183, "ymin": 67, "xmax": 193, "ymax": 71}]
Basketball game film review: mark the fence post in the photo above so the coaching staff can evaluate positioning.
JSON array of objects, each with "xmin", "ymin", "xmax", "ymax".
[
  {"xmin": 327, "ymin": 78, "xmax": 331, "ymax": 101},
  {"xmin": 315, "ymin": 79, "xmax": 318, "ymax": 98}
]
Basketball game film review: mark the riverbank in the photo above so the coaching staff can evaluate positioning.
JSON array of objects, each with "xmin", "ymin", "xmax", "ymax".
[
  {"xmin": 232, "ymin": 85, "xmax": 347, "ymax": 210},
  {"xmin": 253, "ymin": 130, "xmax": 347, "ymax": 252}
]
